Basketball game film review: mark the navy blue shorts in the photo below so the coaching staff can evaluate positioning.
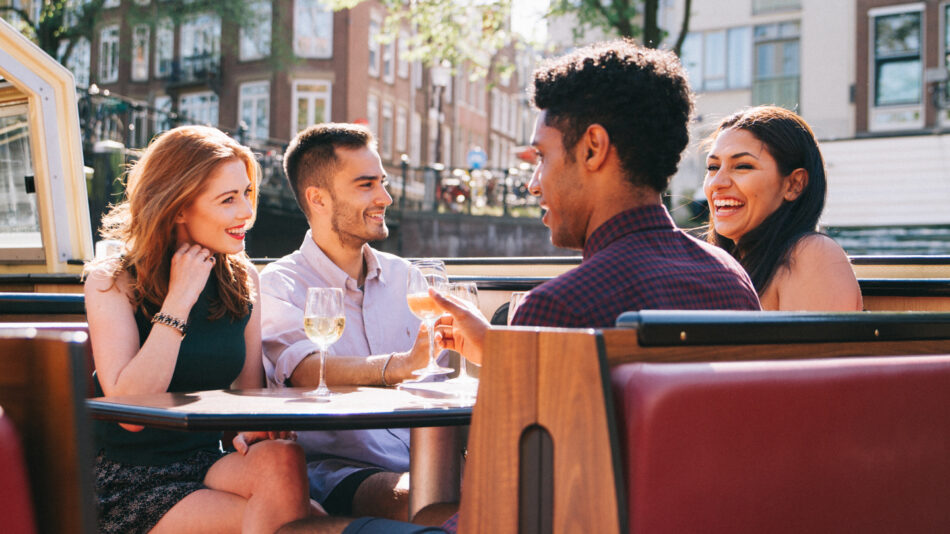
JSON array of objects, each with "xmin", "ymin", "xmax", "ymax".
[{"xmin": 341, "ymin": 517, "xmax": 447, "ymax": 534}]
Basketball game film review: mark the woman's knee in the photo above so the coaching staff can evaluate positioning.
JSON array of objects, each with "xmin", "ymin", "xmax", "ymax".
[{"xmin": 248, "ymin": 440, "xmax": 307, "ymax": 481}]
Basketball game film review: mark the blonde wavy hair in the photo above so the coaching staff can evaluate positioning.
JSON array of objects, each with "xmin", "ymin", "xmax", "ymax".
[{"xmin": 90, "ymin": 125, "xmax": 261, "ymax": 321}]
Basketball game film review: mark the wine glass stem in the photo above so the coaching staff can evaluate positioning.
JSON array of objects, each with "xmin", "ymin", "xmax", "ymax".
[
  {"xmin": 318, "ymin": 346, "xmax": 328, "ymax": 391},
  {"xmin": 460, "ymin": 355, "xmax": 469, "ymax": 378},
  {"xmin": 426, "ymin": 318, "xmax": 437, "ymax": 367}
]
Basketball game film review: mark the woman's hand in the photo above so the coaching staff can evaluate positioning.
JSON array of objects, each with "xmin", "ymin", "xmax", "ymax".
[
  {"xmin": 232, "ymin": 430, "xmax": 298, "ymax": 455},
  {"xmin": 163, "ymin": 243, "xmax": 216, "ymax": 318}
]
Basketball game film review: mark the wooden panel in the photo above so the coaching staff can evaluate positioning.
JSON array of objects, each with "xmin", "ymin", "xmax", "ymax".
[
  {"xmin": 863, "ymin": 296, "xmax": 950, "ymax": 312},
  {"xmin": 537, "ymin": 330, "xmax": 623, "ymax": 534},
  {"xmin": 460, "ymin": 327, "xmax": 539, "ymax": 533},
  {"xmin": 0, "ymin": 333, "xmax": 96, "ymax": 534}
]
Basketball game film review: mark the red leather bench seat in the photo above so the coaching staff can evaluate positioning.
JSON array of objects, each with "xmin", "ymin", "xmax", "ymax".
[
  {"xmin": 611, "ymin": 355, "xmax": 950, "ymax": 533},
  {"xmin": 0, "ymin": 410, "xmax": 38, "ymax": 534}
]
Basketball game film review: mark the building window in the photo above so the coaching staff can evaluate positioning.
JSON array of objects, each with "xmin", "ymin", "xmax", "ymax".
[
  {"xmin": 873, "ymin": 10, "xmax": 922, "ymax": 107},
  {"xmin": 58, "ymin": 37, "xmax": 91, "ymax": 88},
  {"xmin": 240, "ymin": 0, "xmax": 272, "ymax": 61},
  {"xmin": 752, "ymin": 0, "xmax": 800, "ymax": 15},
  {"xmin": 154, "ymin": 95, "xmax": 172, "ymax": 133},
  {"xmin": 292, "ymin": 80, "xmax": 331, "ymax": 136},
  {"xmin": 410, "ymin": 111, "xmax": 421, "ymax": 164},
  {"xmin": 98, "ymin": 25, "xmax": 119, "ymax": 83},
  {"xmin": 752, "ymin": 21, "xmax": 800, "ymax": 111},
  {"xmin": 398, "ymin": 31, "xmax": 410, "ymax": 79},
  {"xmin": 382, "ymin": 39, "xmax": 395, "ymax": 83},
  {"xmin": 104, "ymin": 0, "xmax": 119, "ymax": 8},
  {"xmin": 180, "ymin": 14, "xmax": 221, "ymax": 80},
  {"xmin": 239, "ymin": 81, "xmax": 270, "ymax": 142},
  {"xmin": 412, "ymin": 60, "xmax": 422, "ymax": 89},
  {"xmin": 155, "ymin": 18, "xmax": 173, "ymax": 78},
  {"xmin": 680, "ymin": 27, "xmax": 751, "ymax": 92},
  {"xmin": 131, "ymin": 24, "xmax": 150, "ymax": 82},
  {"xmin": 294, "ymin": 0, "xmax": 332, "ymax": 58},
  {"xmin": 366, "ymin": 94, "xmax": 379, "ymax": 137},
  {"xmin": 395, "ymin": 105, "xmax": 407, "ymax": 153},
  {"xmin": 381, "ymin": 101, "xmax": 393, "ymax": 159},
  {"xmin": 368, "ymin": 17, "xmax": 381, "ymax": 77},
  {"xmin": 179, "ymin": 91, "xmax": 219, "ymax": 126}
]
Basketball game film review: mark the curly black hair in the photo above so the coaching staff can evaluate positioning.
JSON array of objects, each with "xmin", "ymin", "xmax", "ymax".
[
  {"xmin": 529, "ymin": 40, "xmax": 694, "ymax": 192},
  {"xmin": 283, "ymin": 123, "xmax": 376, "ymax": 217}
]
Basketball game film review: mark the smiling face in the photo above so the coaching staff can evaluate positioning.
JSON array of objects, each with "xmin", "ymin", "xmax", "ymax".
[
  {"xmin": 322, "ymin": 146, "xmax": 392, "ymax": 249},
  {"xmin": 175, "ymin": 158, "xmax": 254, "ymax": 254},
  {"xmin": 704, "ymin": 128, "xmax": 802, "ymax": 244},
  {"xmin": 527, "ymin": 111, "xmax": 588, "ymax": 250}
]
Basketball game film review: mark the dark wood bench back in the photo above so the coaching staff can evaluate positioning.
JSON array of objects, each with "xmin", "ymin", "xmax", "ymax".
[{"xmin": 0, "ymin": 329, "xmax": 97, "ymax": 534}]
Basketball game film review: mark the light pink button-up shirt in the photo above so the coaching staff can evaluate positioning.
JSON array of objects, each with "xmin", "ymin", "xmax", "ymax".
[{"xmin": 260, "ymin": 231, "xmax": 420, "ymax": 501}]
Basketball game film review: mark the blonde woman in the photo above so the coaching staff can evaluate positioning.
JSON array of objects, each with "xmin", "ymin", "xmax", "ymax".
[{"xmin": 85, "ymin": 125, "xmax": 314, "ymax": 533}]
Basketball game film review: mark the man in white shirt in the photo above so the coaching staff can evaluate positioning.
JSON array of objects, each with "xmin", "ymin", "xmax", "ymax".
[{"xmin": 261, "ymin": 123, "xmax": 431, "ymax": 521}]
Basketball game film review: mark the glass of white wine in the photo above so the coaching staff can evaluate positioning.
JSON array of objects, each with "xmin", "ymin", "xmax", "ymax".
[
  {"xmin": 407, "ymin": 259, "xmax": 453, "ymax": 377},
  {"xmin": 303, "ymin": 287, "xmax": 345, "ymax": 398},
  {"xmin": 444, "ymin": 281, "xmax": 479, "ymax": 385}
]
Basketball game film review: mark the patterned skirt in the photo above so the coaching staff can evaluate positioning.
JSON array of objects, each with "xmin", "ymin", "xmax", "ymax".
[{"xmin": 95, "ymin": 449, "xmax": 224, "ymax": 534}]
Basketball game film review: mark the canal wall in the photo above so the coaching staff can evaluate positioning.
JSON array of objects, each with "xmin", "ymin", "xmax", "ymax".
[{"xmin": 245, "ymin": 209, "xmax": 570, "ymax": 259}]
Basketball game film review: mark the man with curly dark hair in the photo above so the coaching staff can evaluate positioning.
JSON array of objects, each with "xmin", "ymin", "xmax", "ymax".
[{"xmin": 431, "ymin": 41, "xmax": 760, "ymax": 369}]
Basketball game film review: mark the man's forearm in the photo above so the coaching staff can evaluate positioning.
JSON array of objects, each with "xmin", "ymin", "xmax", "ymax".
[{"xmin": 288, "ymin": 351, "xmax": 413, "ymax": 387}]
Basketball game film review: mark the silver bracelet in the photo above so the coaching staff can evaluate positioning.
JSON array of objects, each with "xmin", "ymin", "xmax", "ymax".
[
  {"xmin": 381, "ymin": 352, "xmax": 396, "ymax": 386},
  {"xmin": 151, "ymin": 311, "xmax": 187, "ymax": 338}
]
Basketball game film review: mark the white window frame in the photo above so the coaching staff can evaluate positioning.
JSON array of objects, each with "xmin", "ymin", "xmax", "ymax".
[
  {"xmin": 410, "ymin": 111, "xmax": 421, "ymax": 164},
  {"xmin": 240, "ymin": 0, "xmax": 272, "ymax": 61},
  {"xmin": 398, "ymin": 30, "xmax": 410, "ymax": 79},
  {"xmin": 368, "ymin": 16, "xmax": 381, "ymax": 77},
  {"xmin": 155, "ymin": 18, "xmax": 173, "ymax": 78},
  {"xmin": 98, "ymin": 24, "xmax": 119, "ymax": 83},
  {"xmin": 154, "ymin": 95, "xmax": 173, "ymax": 133},
  {"xmin": 293, "ymin": 0, "xmax": 333, "ymax": 59},
  {"xmin": 380, "ymin": 100, "xmax": 393, "ymax": 160},
  {"xmin": 291, "ymin": 80, "xmax": 332, "ymax": 137},
  {"xmin": 131, "ymin": 24, "xmax": 150, "ymax": 82},
  {"xmin": 367, "ymin": 93, "xmax": 379, "ymax": 137},
  {"xmin": 395, "ymin": 105, "xmax": 407, "ymax": 154},
  {"xmin": 59, "ymin": 37, "xmax": 91, "ymax": 88},
  {"xmin": 382, "ymin": 39, "xmax": 395, "ymax": 83},
  {"xmin": 178, "ymin": 91, "xmax": 219, "ymax": 127},
  {"xmin": 180, "ymin": 13, "xmax": 221, "ymax": 78},
  {"xmin": 868, "ymin": 3, "xmax": 925, "ymax": 131},
  {"xmin": 239, "ymin": 81, "xmax": 271, "ymax": 142}
]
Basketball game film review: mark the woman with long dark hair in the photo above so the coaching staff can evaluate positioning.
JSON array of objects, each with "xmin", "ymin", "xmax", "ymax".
[
  {"xmin": 704, "ymin": 106, "xmax": 862, "ymax": 311},
  {"xmin": 84, "ymin": 125, "xmax": 315, "ymax": 533}
]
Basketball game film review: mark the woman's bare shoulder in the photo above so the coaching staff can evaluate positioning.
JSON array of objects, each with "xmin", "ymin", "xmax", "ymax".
[
  {"xmin": 788, "ymin": 233, "xmax": 851, "ymax": 266},
  {"xmin": 83, "ymin": 259, "xmax": 131, "ymax": 297}
]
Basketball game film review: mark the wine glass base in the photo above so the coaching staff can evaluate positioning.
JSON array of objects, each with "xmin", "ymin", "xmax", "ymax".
[
  {"xmin": 411, "ymin": 365, "xmax": 454, "ymax": 377},
  {"xmin": 444, "ymin": 374, "xmax": 478, "ymax": 385},
  {"xmin": 302, "ymin": 387, "xmax": 338, "ymax": 399}
]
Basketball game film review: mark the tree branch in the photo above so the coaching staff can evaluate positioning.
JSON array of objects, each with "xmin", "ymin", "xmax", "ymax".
[{"xmin": 672, "ymin": 0, "xmax": 693, "ymax": 57}]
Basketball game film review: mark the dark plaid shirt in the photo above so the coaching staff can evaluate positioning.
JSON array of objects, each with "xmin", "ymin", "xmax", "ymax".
[{"xmin": 512, "ymin": 204, "xmax": 760, "ymax": 328}]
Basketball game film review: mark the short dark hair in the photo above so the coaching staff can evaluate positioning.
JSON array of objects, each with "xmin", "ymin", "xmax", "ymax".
[
  {"xmin": 529, "ymin": 40, "xmax": 694, "ymax": 192},
  {"xmin": 283, "ymin": 123, "xmax": 376, "ymax": 216},
  {"xmin": 705, "ymin": 106, "xmax": 827, "ymax": 293}
]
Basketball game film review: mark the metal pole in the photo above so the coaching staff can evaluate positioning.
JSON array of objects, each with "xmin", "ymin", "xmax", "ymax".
[{"xmin": 502, "ymin": 168, "xmax": 510, "ymax": 217}]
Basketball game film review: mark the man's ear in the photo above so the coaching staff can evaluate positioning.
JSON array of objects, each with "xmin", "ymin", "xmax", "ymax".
[
  {"xmin": 305, "ymin": 185, "xmax": 328, "ymax": 215},
  {"xmin": 784, "ymin": 168, "xmax": 808, "ymax": 201},
  {"xmin": 581, "ymin": 124, "xmax": 610, "ymax": 171}
]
